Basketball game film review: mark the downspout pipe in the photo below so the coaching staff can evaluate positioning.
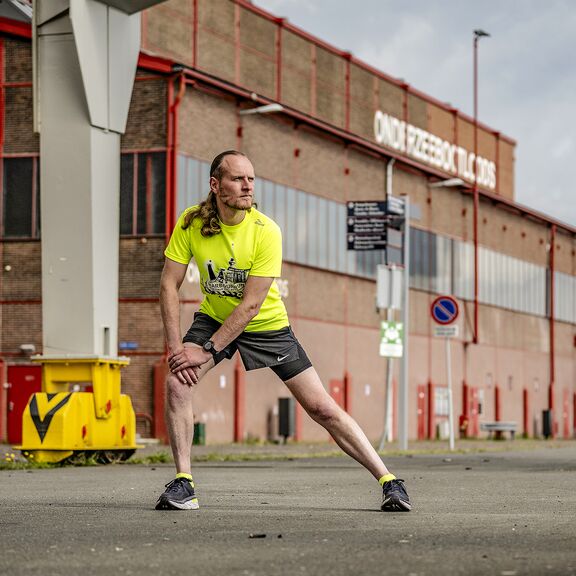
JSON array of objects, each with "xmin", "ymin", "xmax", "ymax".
[
  {"xmin": 166, "ymin": 71, "xmax": 186, "ymax": 243},
  {"xmin": 471, "ymin": 29, "xmax": 490, "ymax": 345},
  {"xmin": 164, "ymin": 78, "xmax": 174, "ymax": 246},
  {"xmin": 161, "ymin": 72, "xmax": 187, "ymax": 397},
  {"xmin": 386, "ymin": 158, "xmax": 395, "ymax": 197},
  {"xmin": 549, "ymin": 225, "xmax": 556, "ymax": 419}
]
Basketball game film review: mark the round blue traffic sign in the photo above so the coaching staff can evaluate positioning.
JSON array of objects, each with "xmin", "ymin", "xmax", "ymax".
[{"xmin": 430, "ymin": 296, "xmax": 459, "ymax": 325}]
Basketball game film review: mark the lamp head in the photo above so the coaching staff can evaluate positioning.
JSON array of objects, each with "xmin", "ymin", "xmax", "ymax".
[
  {"xmin": 239, "ymin": 103, "xmax": 284, "ymax": 116},
  {"xmin": 474, "ymin": 29, "xmax": 490, "ymax": 39}
]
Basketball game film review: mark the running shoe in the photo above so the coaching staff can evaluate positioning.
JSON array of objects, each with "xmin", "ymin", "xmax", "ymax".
[
  {"xmin": 381, "ymin": 478, "xmax": 411, "ymax": 512},
  {"xmin": 155, "ymin": 477, "xmax": 199, "ymax": 510}
]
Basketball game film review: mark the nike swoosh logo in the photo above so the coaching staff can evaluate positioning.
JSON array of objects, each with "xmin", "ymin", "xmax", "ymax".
[{"xmin": 277, "ymin": 354, "xmax": 290, "ymax": 362}]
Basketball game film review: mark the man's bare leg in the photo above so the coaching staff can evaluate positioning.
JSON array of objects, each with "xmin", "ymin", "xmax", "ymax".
[
  {"xmin": 165, "ymin": 343, "xmax": 214, "ymax": 475},
  {"xmin": 283, "ymin": 367, "xmax": 389, "ymax": 480}
]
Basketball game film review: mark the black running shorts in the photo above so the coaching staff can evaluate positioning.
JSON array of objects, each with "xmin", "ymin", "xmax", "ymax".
[{"xmin": 182, "ymin": 312, "xmax": 313, "ymax": 381}]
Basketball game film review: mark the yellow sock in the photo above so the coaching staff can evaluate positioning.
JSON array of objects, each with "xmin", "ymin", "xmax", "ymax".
[
  {"xmin": 378, "ymin": 473, "xmax": 396, "ymax": 486},
  {"xmin": 176, "ymin": 472, "xmax": 194, "ymax": 486}
]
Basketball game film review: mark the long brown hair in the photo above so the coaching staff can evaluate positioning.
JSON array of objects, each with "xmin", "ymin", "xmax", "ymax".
[{"xmin": 182, "ymin": 150, "xmax": 249, "ymax": 236}]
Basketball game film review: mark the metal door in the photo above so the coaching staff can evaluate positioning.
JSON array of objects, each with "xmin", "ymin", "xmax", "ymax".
[
  {"xmin": 417, "ymin": 385, "xmax": 427, "ymax": 440},
  {"xmin": 329, "ymin": 380, "xmax": 345, "ymax": 409},
  {"xmin": 469, "ymin": 387, "xmax": 480, "ymax": 437},
  {"xmin": 563, "ymin": 389, "xmax": 570, "ymax": 439},
  {"xmin": 6, "ymin": 365, "xmax": 42, "ymax": 444}
]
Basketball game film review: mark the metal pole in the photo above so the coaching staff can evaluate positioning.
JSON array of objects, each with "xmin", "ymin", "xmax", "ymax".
[
  {"xmin": 379, "ymin": 157, "xmax": 397, "ymax": 451},
  {"xmin": 384, "ymin": 354, "xmax": 393, "ymax": 443},
  {"xmin": 473, "ymin": 32, "xmax": 479, "ymax": 344},
  {"xmin": 398, "ymin": 198, "xmax": 410, "ymax": 451},
  {"xmin": 379, "ymin": 267, "xmax": 395, "ymax": 451},
  {"xmin": 446, "ymin": 336, "xmax": 455, "ymax": 451},
  {"xmin": 472, "ymin": 29, "xmax": 489, "ymax": 345}
]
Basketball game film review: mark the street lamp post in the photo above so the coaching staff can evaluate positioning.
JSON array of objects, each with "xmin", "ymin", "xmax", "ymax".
[{"xmin": 472, "ymin": 29, "xmax": 490, "ymax": 345}]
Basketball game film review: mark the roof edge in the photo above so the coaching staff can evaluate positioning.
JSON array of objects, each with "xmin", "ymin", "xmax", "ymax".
[{"xmin": 0, "ymin": 15, "xmax": 31, "ymax": 38}]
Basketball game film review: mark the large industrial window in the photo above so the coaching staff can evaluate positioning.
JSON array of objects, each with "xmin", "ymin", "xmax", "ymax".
[
  {"xmin": 478, "ymin": 246, "xmax": 546, "ymax": 317},
  {"xmin": 555, "ymin": 272, "xmax": 576, "ymax": 323},
  {"xmin": 410, "ymin": 228, "xmax": 436, "ymax": 292},
  {"xmin": 434, "ymin": 387, "xmax": 449, "ymax": 416},
  {"xmin": 120, "ymin": 152, "xmax": 166, "ymax": 235},
  {"xmin": 1, "ymin": 157, "xmax": 40, "ymax": 238}
]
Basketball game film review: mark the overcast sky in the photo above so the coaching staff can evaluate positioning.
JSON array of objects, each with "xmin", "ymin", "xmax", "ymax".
[{"xmin": 254, "ymin": 0, "xmax": 576, "ymax": 228}]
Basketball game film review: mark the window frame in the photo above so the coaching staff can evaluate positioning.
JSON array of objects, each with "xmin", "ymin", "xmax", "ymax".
[{"xmin": 1, "ymin": 154, "xmax": 41, "ymax": 239}]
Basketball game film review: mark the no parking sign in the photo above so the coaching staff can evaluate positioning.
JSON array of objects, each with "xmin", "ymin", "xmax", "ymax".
[
  {"xmin": 431, "ymin": 295, "xmax": 459, "ymax": 337},
  {"xmin": 431, "ymin": 295, "xmax": 459, "ymax": 451}
]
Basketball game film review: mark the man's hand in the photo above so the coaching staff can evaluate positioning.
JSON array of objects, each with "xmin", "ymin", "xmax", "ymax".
[
  {"xmin": 168, "ymin": 346, "xmax": 211, "ymax": 385},
  {"xmin": 172, "ymin": 365, "xmax": 200, "ymax": 386}
]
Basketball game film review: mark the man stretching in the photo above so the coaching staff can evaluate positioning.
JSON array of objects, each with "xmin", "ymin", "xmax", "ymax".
[{"xmin": 156, "ymin": 150, "xmax": 411, "ymax": 512}]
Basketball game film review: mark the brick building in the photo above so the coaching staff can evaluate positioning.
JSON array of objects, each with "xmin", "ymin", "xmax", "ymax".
[{"xmin": 0, "ymin": 0, "xmax": 574, "ymax": 444}]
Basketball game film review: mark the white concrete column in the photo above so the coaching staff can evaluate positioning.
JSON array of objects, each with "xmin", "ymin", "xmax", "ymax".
[
  {"xmin": 34, "ymin": 0, "xmax": 152, "ymax": 357},
  {"xmin": 37, "ymin": 9, "xmax": 118, "ymax": 356},
  {"xmin": 34, "ymin": 0, "xmax": 167, "ymax": 357}
]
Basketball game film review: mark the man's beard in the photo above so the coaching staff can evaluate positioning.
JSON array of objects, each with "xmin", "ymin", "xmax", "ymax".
[{"xmin": 223, "ymin": 197, "xmax": 253, "ymax": 211}]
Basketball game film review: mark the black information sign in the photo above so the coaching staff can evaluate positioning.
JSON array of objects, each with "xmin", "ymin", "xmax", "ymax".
[
  {"xmin": 347, "ymin": 234, "xmax": 388, "ymax": 251},
  {"xmin": 347, "ymin": 201, "xmax": 387, "ymax": 219},
  {"xmin": 386, "ymin": 197, "xmax": 406, "ymax": 216},
  {"xmin": 346, "ymin": 201, "xmax": 388, "ymax": 251}
]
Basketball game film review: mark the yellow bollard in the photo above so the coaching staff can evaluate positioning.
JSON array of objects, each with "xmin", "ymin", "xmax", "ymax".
[{"xmin": 15, "ymin": 357, "xmax": 141, "ymax": 464}]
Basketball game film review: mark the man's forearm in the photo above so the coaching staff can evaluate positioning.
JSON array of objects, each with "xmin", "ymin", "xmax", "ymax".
[
  {"xmin": 160, "ymin": 284, "xmax": 183, "ymax": 353},
  {"xmin": 209, "ymin": 302, "xmax": 258, "ymax": 352}
]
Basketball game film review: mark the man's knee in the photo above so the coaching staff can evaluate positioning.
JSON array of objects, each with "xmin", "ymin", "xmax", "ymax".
[
  {"xmin": 166, "ymin": 373, "xmax": 194, "ymax": 402},
  {"xmin": 307, "ymin": 397, "xmax": 342, "ymax": 425}
]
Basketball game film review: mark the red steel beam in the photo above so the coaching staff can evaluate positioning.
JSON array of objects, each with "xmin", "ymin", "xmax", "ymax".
[
  {"xmin": 549, "ymin": 225, "xmax": 556, "ymax": 417},
  {"xmin": 234, "ymin": 3, "xmax": 241, "ymax": 86},
  {"xmin": 192, "ymin": 0, "xmax": 199, "ymax": 69},
  {"xmin": 138, "ymin": 52, "xmax": 173, "ymax": 74},
  {"xmin": 0, "ymin": 35, "xmax": 4, "ymax": 236},
  {"xmin": 0, "ymin": 16, "xmax": 31, "ymax": 39},
  {"xmin": 427, "ymin": 380, "xmax": 435, "ymax": 439},
  {"xmin": 0, "ymin": 359, "xmax": 5, "ymax": 442},
  {"xmin": 344, "ymin": 53, "xmax": 351, "ymax": 132},
  {"xmin": 275, "ymin": 18, "xmax": 284, "ymax": 102},
  {"xmin": 165, "ymin": 77, "xmax": 174, "ymax": 243},
  {"xmin": 343, "ymin": 371, "xmax": 351, "ymax": 414},
  {"xmin": 523, "ymin": 388, "xmax": 529, "ymax": 437}
]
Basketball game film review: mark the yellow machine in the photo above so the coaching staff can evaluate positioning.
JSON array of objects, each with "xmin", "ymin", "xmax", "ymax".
[{"xmin": 16, "ymin": 357, "xmax": 140, "ymax": 464}]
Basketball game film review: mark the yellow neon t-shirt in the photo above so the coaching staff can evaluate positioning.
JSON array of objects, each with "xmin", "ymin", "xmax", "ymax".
[{"xmin": 164, "ymin": 206, "xmax": 289, "ymax": 332}]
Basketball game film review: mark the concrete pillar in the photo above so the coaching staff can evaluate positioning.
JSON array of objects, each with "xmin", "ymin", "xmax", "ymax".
[{"xmin": 33, "ymin": 1, "xmax": 164, "ymax": 356}]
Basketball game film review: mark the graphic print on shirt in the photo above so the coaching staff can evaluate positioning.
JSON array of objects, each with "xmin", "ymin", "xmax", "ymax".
[{"xmin": 202, "ymin": 257, "xmax": 249, "ymax": 299}]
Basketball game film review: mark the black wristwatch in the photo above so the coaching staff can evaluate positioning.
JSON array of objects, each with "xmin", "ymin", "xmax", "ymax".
[{"xmin": 202, "ymin": 340, "xmax": 218, "ymax": 358}]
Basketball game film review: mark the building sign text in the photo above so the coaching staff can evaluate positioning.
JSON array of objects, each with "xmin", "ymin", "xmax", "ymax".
[{"xmin": 374, "ymin": 111, "xmax": 496, "ymax": 190}]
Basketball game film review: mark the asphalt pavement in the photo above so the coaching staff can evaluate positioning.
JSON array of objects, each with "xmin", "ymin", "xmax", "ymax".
[{"xmin": 1, "ymin": 443, "xmax": 576, "ymax": 576}]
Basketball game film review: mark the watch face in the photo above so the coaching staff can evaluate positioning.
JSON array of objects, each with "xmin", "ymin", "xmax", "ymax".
[{"xmin": 203, "ymin": 340, "xmax": 213, "ymax": 352}]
